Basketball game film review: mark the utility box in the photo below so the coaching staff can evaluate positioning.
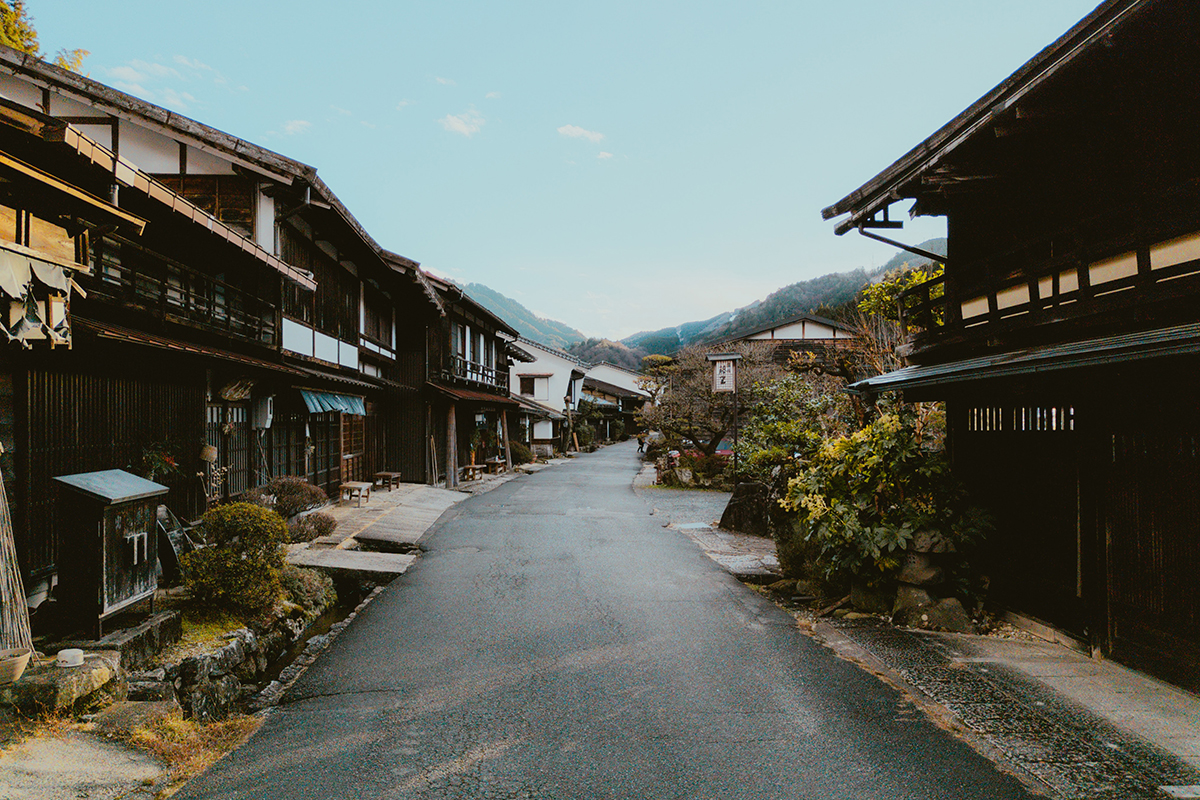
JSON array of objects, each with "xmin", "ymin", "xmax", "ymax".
[{"xmin": 53, "ymin": 469, "xmax": 169, "ymax": 638}]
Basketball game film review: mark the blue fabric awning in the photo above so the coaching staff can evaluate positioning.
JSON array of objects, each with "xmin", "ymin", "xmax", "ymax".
[{"xmin": 300, "ymin": 389, "xmax": 366, "ymax": 415}]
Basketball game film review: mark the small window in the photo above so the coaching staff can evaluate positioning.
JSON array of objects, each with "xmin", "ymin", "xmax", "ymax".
[{"xmin": 520, "ymin": 376, "xmax": 535, "ymax": 396}]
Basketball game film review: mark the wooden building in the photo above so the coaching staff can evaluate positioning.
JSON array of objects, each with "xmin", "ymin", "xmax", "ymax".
[
  {"xmin": 421, "ymin": 272, "xmax": 531, "ymax": 487},
  {"xmin": 0, "ymin": 47, "xmax": 442, "ymax": 609},
  {"xmin": 716, "ymin": 313, "xmax": 858, "ymax": 367},
  {"xmin": 823, "ymin": 0, "xmax": 1200, "ymax": 689}
]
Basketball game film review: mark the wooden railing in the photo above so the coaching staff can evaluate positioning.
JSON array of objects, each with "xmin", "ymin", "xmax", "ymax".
[
  {"xmin": 442, "ymin": 353, "xmax": 509, "ymax": 392},
  {"xmin": 897, "ymin": 235, "xmax": 1200, "ymax": 351},
  {"xmin": 92, "ymin": 236, "xmax": 278, "ymax": 347}
]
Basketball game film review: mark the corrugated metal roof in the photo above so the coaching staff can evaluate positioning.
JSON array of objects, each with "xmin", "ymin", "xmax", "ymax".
[{"xmin": 850, "ymin": 322, "xmax": 1200, "ymax": 393}]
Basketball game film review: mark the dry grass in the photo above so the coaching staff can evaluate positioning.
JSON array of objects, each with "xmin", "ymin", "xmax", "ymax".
[{"xmin": 127, "ymin": 710, "xmax": 261, "ymax": 791}]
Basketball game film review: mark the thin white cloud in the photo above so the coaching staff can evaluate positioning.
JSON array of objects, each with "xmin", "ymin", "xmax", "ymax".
[
  {"xmin": 331, "ymin": 105, "xmax": 352, "ymax": 116},
  {"xmin": 439, "ymin": 108, "xmax": 484, "ymax": 136},
  {"xmin": 173, "ymin": 55, "xmax": 213, "ymax": 72},
  {"xmin": 283, "ymin": 119, "xmax": 312, "ymax": 135},
  {"xmin": 557, "ymin": 124, "xmax": 604, "ymax": 143},
  {"xmin": 485, "ymin": 91, "xmax": 501, "ymax": 99},
  {"xmin": 110, "ymin": 81, "xmax": 149, "ymax": 97},
  {"xmin": 360, "ymin": 120, "xmax": 377, "ymax": 129},
  {"xmin": 396, "ymin": 100, "xmax": 411, "ymax": 109},
  {"xmin": 597, "ymin": 151, "xmax": 613, "ymax": 159},
  {"xmin": 435, "ymin": 76, "xmax": 456, "ymax": 86},
  {"xmin": 159, "ymin": 87, "xmax": 195, "ymax": 110}
]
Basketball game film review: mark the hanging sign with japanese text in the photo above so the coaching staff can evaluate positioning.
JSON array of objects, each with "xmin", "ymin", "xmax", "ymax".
[{"xmin": 712, "ymin": 359, "xmax": 736, "ymax": 393}]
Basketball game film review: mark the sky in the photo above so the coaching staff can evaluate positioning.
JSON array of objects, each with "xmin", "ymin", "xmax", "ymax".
[{"xmin": 33, "ymin": 1, "xmax": 1100, "ymax": 340}]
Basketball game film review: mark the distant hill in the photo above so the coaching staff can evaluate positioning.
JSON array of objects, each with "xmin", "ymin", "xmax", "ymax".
[
  {"xmin": 463, "ymin": 283, "xmax": 585, "ymax": 350},
  {"xmin": 565, "ymin": 338, "xmax": 646, "ymax": 371},
  {"xmin": 622, "ymin": 238, "xmax": 946, "ymax": 355}
]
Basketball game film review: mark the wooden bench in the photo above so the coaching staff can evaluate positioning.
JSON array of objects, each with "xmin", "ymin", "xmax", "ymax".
[
  {"xmin": 340, "ymin": 481, "xmax": 373, "ymax": 507},
  {"xmin": 374, "ymin": 471, "xmax": 404, "ymax": 491},
  {"xmin": 485, "ymin": 458, "xmax": 507, "ymax": 474},
  {"xmin": 460, "ymin": 464, "xmax": 486, "ymax": 482}
]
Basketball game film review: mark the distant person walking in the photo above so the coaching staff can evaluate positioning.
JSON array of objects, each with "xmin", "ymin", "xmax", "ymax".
[{"xmin": 637, "ymin": 433, "xmax": 646, "ymax": 453}]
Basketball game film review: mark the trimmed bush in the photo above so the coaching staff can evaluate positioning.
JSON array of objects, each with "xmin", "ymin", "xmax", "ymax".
[
  {"xmin": 288, "ymin": 512, "xmax": 337, "ymax": 543},
  {"xmin": 509, "ymin": 441, "xmax": 535, "ymax": 464},
  {"xmin": 181, "ymin": 503, "xmax": 287, "ymax": 615},
  {"xmin": 279, "ymin": 564, "xmax": 336, "ymax": 615},
  {"xmin": 242, "ymin": 476, "xmax": 327, "ymax": 520}
]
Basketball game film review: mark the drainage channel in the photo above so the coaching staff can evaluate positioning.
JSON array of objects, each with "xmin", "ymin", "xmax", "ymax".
[{"xmin": 252, "ymin": 581, "xmax": 387, "ymax": 709}]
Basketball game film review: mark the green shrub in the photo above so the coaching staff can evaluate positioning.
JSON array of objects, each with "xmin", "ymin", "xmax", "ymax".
[
  {"xmin": 279, "ymin": 564, "xmax": 336, "ymax": 615},
  {"xmin": 679, "ymin": 451, "xmax": 727, "ymax": 480},
  {"xmin": 509, "ymin": 441, "xmax": 534, "ymax": 464},
  {"xmin": 576, "ymin": 422, "xmax": 596, "ymax": 447},
  {"xmin": 611, "ymin": 420, "xmax": 625, "ymax": 441},
  {"xmin": 242, "ymin": 476, "xmax": 327, "ymax": 520},
  {"xmin": 288, "ymin": 512, "xmax": 337, "ymax": 543},
  {"xmin": 181, "ymin": 503, "xmax": 287, "ymax": 615},
  {"xmin": 779, "ymin": 411, "xmax": 989, "ymax": 583}
]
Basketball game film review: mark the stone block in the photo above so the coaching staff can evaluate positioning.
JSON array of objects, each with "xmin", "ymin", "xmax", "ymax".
[
  {"xmin": 893, "ymin": 584, "xmax": 933, "ymax": 615},
  {"xmin": 896, "ymin": 552, "xmax": 944, "ymax": 587},
  {"xmin": 851, "ymin": 581, "xmax": 895, "ymax": 615},
  {"xmin": 51, "ymin": 612, "xmax": 182, "ymax": 672},
  {"xmin": 894, "ymin": 597, "xmax": 975, "ymax": 634},
  {"xmin": 0, "ymin": 653, "xmax": 125, "ymax": 714},
  {"xmin": 719, "ymin": 481, "xmax": 769, "ymax": 536}
]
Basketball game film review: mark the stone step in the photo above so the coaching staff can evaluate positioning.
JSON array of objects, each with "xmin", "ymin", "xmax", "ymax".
[{"xmin": 287, "ymin": 548, "xmax": 416, "ymax": 580}]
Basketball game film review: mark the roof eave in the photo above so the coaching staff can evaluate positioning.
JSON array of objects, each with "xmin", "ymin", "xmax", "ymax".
[{"xmin": 822, "ymin": 0, "xmax": 1150, "ymax": 234}]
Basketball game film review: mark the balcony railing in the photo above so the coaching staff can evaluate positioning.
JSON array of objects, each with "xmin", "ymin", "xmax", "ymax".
[
  {"xmin": 897, "ymin": 229, "xmax": 1200, "ymax": 356},
  {"xmin": 443, "ymin": 353, "xmax": 509, "ymax": 392},
  {"xmin": 92, "ymin": 236, "xmax": 278, "ymax": 347}
]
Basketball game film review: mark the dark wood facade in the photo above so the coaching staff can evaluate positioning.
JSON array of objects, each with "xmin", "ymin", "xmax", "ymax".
[
  {"xmin": 825, "ymin": 0, "xmax": 1200, "ymax": 688},
  {"xmin": 0, "ymin": 59, "xmax": 449, "ymax": 611}
]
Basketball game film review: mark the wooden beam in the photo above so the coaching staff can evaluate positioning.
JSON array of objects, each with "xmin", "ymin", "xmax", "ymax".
[
  {"xmin": 0, "ymin": 150, "xmax": 147, "ymax": 234},
  {"xmin": 501, "ymin": 410, "xmax": 512, "ymax": 470},
  {"xmin": 446, "ymin": 403, "xmax": 458, "ymax": 489}
]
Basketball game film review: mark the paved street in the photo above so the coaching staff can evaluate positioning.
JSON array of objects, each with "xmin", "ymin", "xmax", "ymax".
[{"xmin": 178, "ymin": 442, "xmax": 1038, "ymax": 800}]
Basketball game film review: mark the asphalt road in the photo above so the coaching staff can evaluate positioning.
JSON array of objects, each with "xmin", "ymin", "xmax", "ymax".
[{"xmin": 178, "ymin": 442, "xmax": 1038, "ymax": 800}]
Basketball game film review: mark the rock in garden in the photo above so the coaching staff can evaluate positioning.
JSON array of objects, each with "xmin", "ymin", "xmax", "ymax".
[
  {"xmin": 719, "ymin": 481, "xmax": 769, "ymax": 536},
  {"xmin": 851, "ymin": 581, "xmax": 894, "ymax": 615},
  {"xmin": 896, "ymin": 552, "xmax": 944, "ymax": 587},
  {"xmin": 892, "ymin": 584, "xmax": 934, "ymax": 615}
]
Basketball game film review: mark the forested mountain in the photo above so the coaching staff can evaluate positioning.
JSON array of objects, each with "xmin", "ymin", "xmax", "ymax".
[
  {"xmin": 464, "ymin": 237, "xmax": 946, "ymax": 359},
  {"xmin": 621, "ymin": 238, "xmax": 946, "ymax": 355},
  {"xmin": 565, "ymin": 338, "xmax": 645, "ymax": 371},
  {"xmin": 463, "ymin": 283, "xmax": 585, "ymax": 350}
]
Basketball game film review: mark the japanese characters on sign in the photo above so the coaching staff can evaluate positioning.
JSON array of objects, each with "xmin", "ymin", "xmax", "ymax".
[{"xmin": 712, "ymin": 358, "xmax": 736, "ymax": 393}]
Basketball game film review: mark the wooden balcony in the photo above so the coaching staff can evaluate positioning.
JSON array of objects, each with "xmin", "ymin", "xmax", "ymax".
[
  {"xmin": 442, "ymin": 353, "xmax": 509, "ymax": 393},
  {"xmin": 92, "ymin": 236, "xmax": 278, "ymax": 347},
  {"xmin": 897, "ymin": 230, "xmax": 1200, "ymax": 360}
]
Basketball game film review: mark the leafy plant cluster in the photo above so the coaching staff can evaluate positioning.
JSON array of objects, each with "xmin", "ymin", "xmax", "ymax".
[
  {"xmin": 778, "ymin": 410, "xmax": 989, "ymax": 582},
  {"xmin": 181, "ymin": 503, "xmax": 288, "ymax": 615}
]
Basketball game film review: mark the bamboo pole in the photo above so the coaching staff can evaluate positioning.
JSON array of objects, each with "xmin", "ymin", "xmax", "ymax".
[{"xmin": 0, "ymin": 465, "xmax": 33, "ymax": 653}]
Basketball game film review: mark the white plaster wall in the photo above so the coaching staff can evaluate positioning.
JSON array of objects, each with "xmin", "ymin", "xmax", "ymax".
[
  {"xmin": 119, "ymin": 122, "xmax": 180, "ymax": 173},
  {"xmin": 511, "ymin": 347, "xmax": 581, "ymax": 413},
  {"xmin": 339, "ymin": 340, "xmax": 359, "ymax": 369},
  {"xmin": 0, "ymin": 72, "xmax": 42, "ymax": 109},
  {"xmin": 314, "ymin": 331, "xmax": 339, "ymax": 363},
  {"xmin": 282, "ymin": 318, "xmax": 314, "ymax": 357},
  {"xmin": 255, "ymin": 191, "xmax": 274, "ymax": 250},
  {"xmin": 533, "ymin": 420, "xmax": 554, "ymax": 439},
  {"xmin": 185, "ymin": 145, "xmax": 235, "ymax": 175}
]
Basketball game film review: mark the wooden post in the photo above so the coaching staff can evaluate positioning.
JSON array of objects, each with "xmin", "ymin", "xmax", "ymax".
[
  {"xmin": 501, "ymin": 409, "xmax": 513, "ymax": 469},
  {"xmin": 446, "ymin": 403, "xmax": 459, "ymax": 489}
]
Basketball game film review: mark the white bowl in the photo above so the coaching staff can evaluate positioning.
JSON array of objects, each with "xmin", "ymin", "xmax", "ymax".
[{"xmin": 56, "ymin": 648, "xmax": 84, "ymax": 668}]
